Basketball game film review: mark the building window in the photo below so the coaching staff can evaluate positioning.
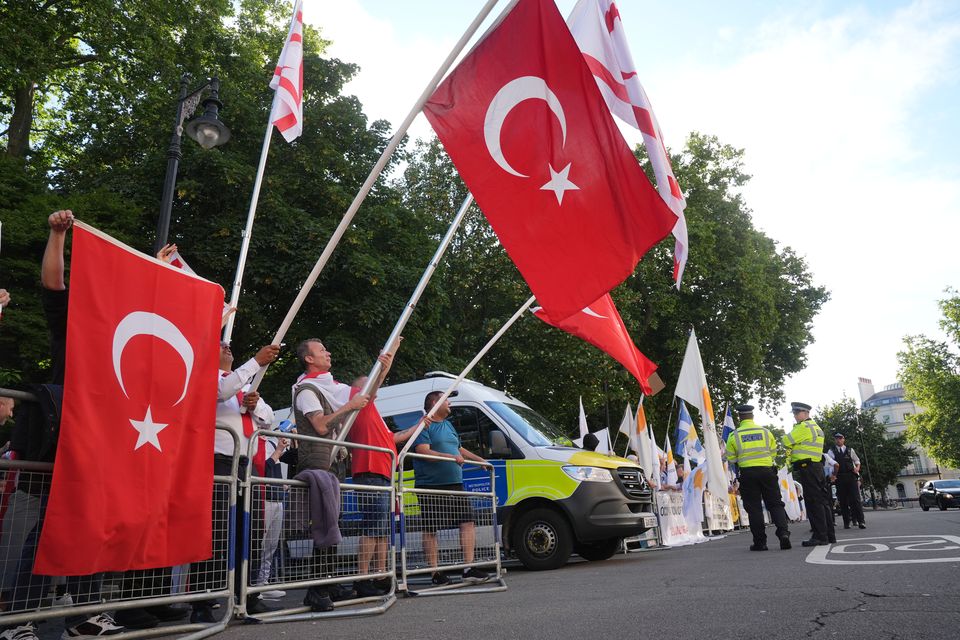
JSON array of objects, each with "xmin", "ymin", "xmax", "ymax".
[{"xmin": 896, "ymin": 483, "xmax": 906, "ymax": 499}]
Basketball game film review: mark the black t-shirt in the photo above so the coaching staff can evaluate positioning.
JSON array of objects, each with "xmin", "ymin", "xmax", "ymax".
[{"xmin": 40, "ymin": 287, "xmax": 69, "ymax": 385}]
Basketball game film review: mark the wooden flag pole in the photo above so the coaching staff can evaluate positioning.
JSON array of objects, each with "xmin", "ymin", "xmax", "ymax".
[
  {"xmin": 396, "ymin": 295, "xmax": 536, "ymax": 460},
  {"xmin": 247, "ymin": 0, "xmax": 508, "ymax": 393}
]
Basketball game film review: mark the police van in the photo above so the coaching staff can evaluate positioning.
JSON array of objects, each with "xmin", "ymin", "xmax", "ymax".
[{"xmin": 376, "ymin": 372, "xmax": 656, "ymax": 570}]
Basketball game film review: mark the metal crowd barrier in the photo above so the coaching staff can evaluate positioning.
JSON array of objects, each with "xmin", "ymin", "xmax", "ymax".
[
  {"xmin": 396, "ymin": 452, "xmax": 504, "ymax": 596},
  {"xmin": 0, "ymin": 407, "xmax": 240, "ymax": 640},
  {"xmin": 237, "ymin": 429, "xmax": 397, "ymax": 622}
]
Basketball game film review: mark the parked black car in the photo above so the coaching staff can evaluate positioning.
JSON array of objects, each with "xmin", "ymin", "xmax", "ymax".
[{"xmin": 919, "ymin": 479, "xmax": 960, "ymax": 511}]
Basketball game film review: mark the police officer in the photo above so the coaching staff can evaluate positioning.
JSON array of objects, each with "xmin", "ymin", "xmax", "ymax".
[
  {"xmin": 829, "ymin": 432, "xmax": 866, "ymax": 529},
  {"xmin": 784, "ymin": 402, "xmax": 836, "ymax": 546},
  {"xmin": 725, "ymin": 405, "xmax": 791, "ymax": 551}
]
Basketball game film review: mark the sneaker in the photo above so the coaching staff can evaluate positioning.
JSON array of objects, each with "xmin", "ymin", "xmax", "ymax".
[
  {"xmin": 858, "ymin": 523, "xmax": 867, "ymax": 529},
  {"xmin": 462, "ymin": 567, "xmax": 491, "ymax": 582},
  {"xmin": 355, "ymin": 580, "xmax": 387, "ymax": 598},
  {"xmin": 189, "ymin": 607, "xmax": 218, "ymax": 624},
  {"xmin": 431, "ymin": 572, "xmax": 451, "ymax": 586},
  {"xmin": 61, "ymin": 614, "xmax": 124, "ymax": 640},
  {"xmin": 245, "ymin": 596, "xmax": 278, "ymax": 616},
  {"xmin": 113, "ymin": 609, "xmax": 158, "ymax": 630},
  {"xmin": 144, "ymin": 605, "xmax": 189, "ymax": 622},
  {"xmin": 303, "ymin": 588, "xmax": 333, "ymax": 612},
  {"xmin": 1, "ymin": 624, "xmax": 39, "ymax": 640},
  {"xmin": 51, "ymin": 594, "xmax": 74, "ymax": 608},
  {"xmin": 258, "ymin": 589, "xmax": 286, "ymax": 599}
]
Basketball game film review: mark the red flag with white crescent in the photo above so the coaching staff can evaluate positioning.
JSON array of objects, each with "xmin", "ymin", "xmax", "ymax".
[
  {"xmin": 533, "ymin": 293, "xmax": 657, "ymax": 394},
  {"xmin": 35, "ymin": 223, "xmax": 222, "ymax": 574},
  {"xmin": 423, "ymin": 0, "xmax": 677, "ymax": 323},
  {"xmin": 270, "ymin": 0, "xmax": 304, "ymax": 142}
]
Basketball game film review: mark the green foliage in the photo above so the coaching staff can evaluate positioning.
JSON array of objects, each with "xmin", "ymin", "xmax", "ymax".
[
  {"xmin": 898, "ymin": 290, "xmax": 960, "ymax": 468},
  {"xmin": 816, "ymin": 398, "xmax": 914, "ymax": 496}
]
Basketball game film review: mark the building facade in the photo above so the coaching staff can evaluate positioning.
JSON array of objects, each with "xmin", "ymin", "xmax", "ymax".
[{"xmin": 857, "ymin": 377, "xmax": 960, "ymax": 500}]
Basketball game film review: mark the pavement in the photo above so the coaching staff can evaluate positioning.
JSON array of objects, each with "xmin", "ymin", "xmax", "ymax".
[{"xmin": 34, "ymin": 508, "xmax": 960, "ymax": 640}]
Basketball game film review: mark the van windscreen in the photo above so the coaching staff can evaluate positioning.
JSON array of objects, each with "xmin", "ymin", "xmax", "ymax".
[{"xmin": 486, "ymin": 402, "xmax": 567, "ymax": 446}]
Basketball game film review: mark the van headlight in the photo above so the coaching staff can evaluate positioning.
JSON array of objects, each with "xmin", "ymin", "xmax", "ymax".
[{"xmin": 562, "ymin": 466, "xmax": 613, "ymax": 483}]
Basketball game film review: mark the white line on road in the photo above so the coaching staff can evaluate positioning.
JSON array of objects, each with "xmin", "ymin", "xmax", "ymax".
[{"xmin": 805, "ymin": 534, "xmax": 960, "ymax": 565}]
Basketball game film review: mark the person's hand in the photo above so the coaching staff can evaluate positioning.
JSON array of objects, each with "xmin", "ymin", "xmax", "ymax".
[
  {"xmin": 254, "ymin": 344, "xmax": 280, "ymax": 366},
  {"xmin": 0, "ymin": 289, "xmax": 9, "ymax": 308},
  {"xmin": 242, "ymin": 391, "xmax": 260, "ymax": 409},
  {"xmin": 347, "ymin": 393, "xmax": 370, "ymax": 411},
  {"xmin": 422, "ymin": 413, "xmax": 437, "ymax": 425},
  {"xmin": 453, "ymin": 454, "xmax": 465, "ymax": 465},
  {"xmin": 377, "ymin": 352, "xmax": 394, "ymax": 370},
  {"xmin": 48, "ymin": 210, "xmax": 74, "ymax": 233},
  {"xmin": 156, "ymin": 243, "xmax": 177, "ymax": 263},
  {"xmin": 278, "ymin": 438, "xmax": 290, "ymax": 451}
]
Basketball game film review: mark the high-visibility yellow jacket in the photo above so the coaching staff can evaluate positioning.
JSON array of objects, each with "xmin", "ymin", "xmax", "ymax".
[
  {"xmin": 783, "ymin": 419, "xmax": 825, "ymax": 463},
  {"xmin": 725, "ymin": 419, "xmax": 776, "ymax": 468}
]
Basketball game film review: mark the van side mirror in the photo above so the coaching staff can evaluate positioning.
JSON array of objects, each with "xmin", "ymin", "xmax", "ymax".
[{"xmin": 489, "ymin": 430, "xmax": 512, "ymax": 457}]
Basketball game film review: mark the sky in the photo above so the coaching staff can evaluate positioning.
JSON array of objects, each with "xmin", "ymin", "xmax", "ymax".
[{"xmin": 302, "ymin": 0, "xmax": 960, "ymax": 429}]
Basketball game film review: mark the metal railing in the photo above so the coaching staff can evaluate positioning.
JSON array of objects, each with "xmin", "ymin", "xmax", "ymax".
[{"xmin": 396, "ymin": 451, "xmax": 504, "ymax": 596}]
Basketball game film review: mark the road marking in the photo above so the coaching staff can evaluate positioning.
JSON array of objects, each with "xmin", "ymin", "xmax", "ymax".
[{"xmin": 806, "ymin": 535, "xmax": 960, "ymax": 565}]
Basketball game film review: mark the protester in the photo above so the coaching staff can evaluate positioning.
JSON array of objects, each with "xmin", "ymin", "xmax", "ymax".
[
  {"xmin": 190, "ymin": 341, "xmax": 279, "ymax": 622},
  {"xmin": 253, "ymin": 437, "xmax": 292, "ymax": 596},
  {"xmin": 290, "ymin": 338, "xmax": 371, "ymax": 612},
  {"xmin": 0, "ymin": 399, "xmax": 12, "ymax": 427},
  {"xmin": 345, "ymin": 370, "xmax": 417, "ymax": 598},
  {"xmin": 784, "ymin": 402, "xmax": 836, "ymax": 547},
  {"xmin": 724, "ymin": 405, "xmax": 790, "ymax": 551},
  {"xmin": 829, "ymin": 433, "xmax": 866, "ymax": 529},
  {"xmin": 0, "ymin": 211, "xmax": 123, "ymax": 640},
  {"xmin": 413, "ymin": 391, "xmax": 490, "ymax": 585}
]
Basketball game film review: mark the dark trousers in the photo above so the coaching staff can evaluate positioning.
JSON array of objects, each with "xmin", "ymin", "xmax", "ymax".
[
  {"xmin": 795, "ymin": 461, "xmax": 835, "ymax": 542},
  {"xmin": 738, "ymin": 466, "xmax": 789, "ymax": 544},
  {"xmin": 836, "ymin": 473, "xmax": 865, "ymax": 526}
]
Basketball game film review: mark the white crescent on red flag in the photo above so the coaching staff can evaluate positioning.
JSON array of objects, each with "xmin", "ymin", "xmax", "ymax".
[
  {"xmin": 424, "ymin": 0, "xmax": 677, "ymax": 323},
  {"xmin": 533, "ymin": 293, "xmax": 657, "ymax": 394},
  {"xmin": 567, "ymin": 0, "xmax": 689, "ymax": 288},
  {"xmin": 35, "ymin": 224, "xmax": 222, "ymax": 575},
  {"xmin": 270, "ymin": 0, "xmax": 304, "ymax": 142}
]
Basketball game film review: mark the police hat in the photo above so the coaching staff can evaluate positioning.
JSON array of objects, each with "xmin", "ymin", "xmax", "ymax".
[
  {"xmin": 834, "ymin": 432, "xmax": 845, "ymax": 438},
  {"xmin": 736, "ymin": 404, "xmax": 754, "ymax": 415},
  {"xmin": 790, "ymin": 402, "xmax": 812, "ymax": 412}
]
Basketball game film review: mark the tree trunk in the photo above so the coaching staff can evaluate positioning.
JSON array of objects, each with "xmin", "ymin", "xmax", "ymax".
[{"xmin": 5, "ymin": 83, "xmax": 35, "ymax": 158}]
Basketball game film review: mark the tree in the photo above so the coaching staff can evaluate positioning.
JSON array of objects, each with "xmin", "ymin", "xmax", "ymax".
[
  {"xmin": 898, "ymin": 290, "xmax": 960, "ymax": 468},
  {"xmin": 816, "ymin": 398, "xmax": 914, "ymax": 500}
]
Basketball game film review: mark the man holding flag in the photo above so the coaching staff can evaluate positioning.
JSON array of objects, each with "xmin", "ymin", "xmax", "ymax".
[{"xmin": 725, "ymin": 405, "xmax": 791, "ymax": 551}]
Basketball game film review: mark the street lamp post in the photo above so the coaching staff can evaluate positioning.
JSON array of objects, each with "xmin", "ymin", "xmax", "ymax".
[
  {"xmin": 154, "ymin": 74, "xmax": 231, "ymax": 255},
  {"xmin": 854, "ymin": 410, "xmax": 878, "ymax": 509}
]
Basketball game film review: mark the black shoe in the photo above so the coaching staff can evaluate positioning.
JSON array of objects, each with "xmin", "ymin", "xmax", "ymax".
[
  {"xmin": 858, "ymin": 523, "xmax": 866, "ymax": 529},
  {"xmin": 843, "ymin": 524, "xmax": 851, "ymax": 529},
  {"xmin": 303, "ymin": 588, "xmax": 334, "ymax": 612},
  {"xmin": 749, "ymin": 543, "xmax": 768, "ymax": 551},
  {"xmin": 431, "ymin": 572, "xmax": 451, "ymax": 585},
  {"xmin": 355, "ymin": 580, "xmax": 387, "ymax": 598},
  {"xmin": 245, "ymin": 596, "xmax": 278, "ymax": 616},
  {"xmin": 828, "ymin": 535, "xmax": 837, "ymax": 543},
  {"xmin": 373, "ymin": 577, "xmax": 393, "ymax": 592},
  {"xmin": 144, "ymin": 605, "xmax": 189, "ymax": 622},
  {"xmin": 801, "ymin": 538, "xmax": 829, "ymax": 547},
  {"xmin": 329, "ymin": 583, "xmax": 356, "ymax": 602},
  {"xmin": 463, "ymin": 567, "xmax": 491, "ymax": 582},
  {"xmin": 189, "ymin": 607, "xmax": 218, "ymax": 624},
  {"xmin": 113, "ymin": 609, "xmax": 159, "ymax": 630},
  {"xmin": 778, "ymin": 536, "xmax": 792, "ymax": 550}
]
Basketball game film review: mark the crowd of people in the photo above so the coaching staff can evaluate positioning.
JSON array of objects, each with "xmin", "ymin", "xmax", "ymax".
[{"xmin": 0, "ymin": 211, "xmax": 492, "ymax": 640}]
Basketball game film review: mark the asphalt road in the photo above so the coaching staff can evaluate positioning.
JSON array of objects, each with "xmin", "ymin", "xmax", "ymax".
[{"xmin": 223, "ymin": 508, "xmax": 960, "ymax": 640}]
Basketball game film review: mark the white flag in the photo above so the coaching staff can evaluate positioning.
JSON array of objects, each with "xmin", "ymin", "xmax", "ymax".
[
  {"xmin": 573, "ymin": 396, "xmax": 589, "ymax": 447},
  {"xmin": 269, "ymin": 0, "xmax": 305, "ymax": 142},
  {"xmin": 567, "ymin": 0, "xmax": 688, "ymax": 287},
  {"xmin": 675, "ymin": 329, "xmax": 727, "ymax": 497},
  {"xmin": 633, "ymin": 398, "xmax": 655, "ymax": 482}
]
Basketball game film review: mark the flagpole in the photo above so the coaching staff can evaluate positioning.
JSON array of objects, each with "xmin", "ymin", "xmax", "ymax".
[
  {"xmin": 222, "ymin": 104, "xmax": 276, "ymax": 344},
  {"xmin": 397, "ymin": 295, "xmax": 536, "ymax": 460},
  {"xmin": 247, "ymin": 0, "xmax": 509, "ymax": 393},
  {"xmin": 335, "ymin": 194, "xmax": 475, "ymax": 444}
]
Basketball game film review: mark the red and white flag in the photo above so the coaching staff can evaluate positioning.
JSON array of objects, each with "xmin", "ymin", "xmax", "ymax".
[
  {"xmin": 35, "ymin": 223, "xmax": 223, "ymax": 575},
  {"xmin": 567, "ymin": 0, "xmax": 689, "ymax": 288},
  {"xmin": 270, "ymin": 0, "xmax": 304, "ymax": 142},
  {"xmin": 533, "ymin": 293, "xmax": 658, "ymax": 394},
  {"xmin": 424, "ymin": 0, "xmax": 677, "ymax": 323}
]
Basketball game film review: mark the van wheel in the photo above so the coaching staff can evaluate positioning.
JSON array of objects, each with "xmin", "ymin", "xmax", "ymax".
[
  {"xmin": 512, "ymin": 507, "xmax": 573, "ymax": 571},
  {"xmin": 575, "ymin": 538, "xmax": 621, "ymax": 561}
]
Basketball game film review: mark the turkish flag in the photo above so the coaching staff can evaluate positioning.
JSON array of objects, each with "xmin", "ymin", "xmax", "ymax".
[
  {"xmin": 424, "ymin": 0, "xmax": 677, "ymax": 322},
  {"xmin": 34, "ymin": 223, "xmax": 222, "ymax": 575},
  {"xmin": 533, "ymin": 293, "xmax": 657, "ymax": 394}
]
